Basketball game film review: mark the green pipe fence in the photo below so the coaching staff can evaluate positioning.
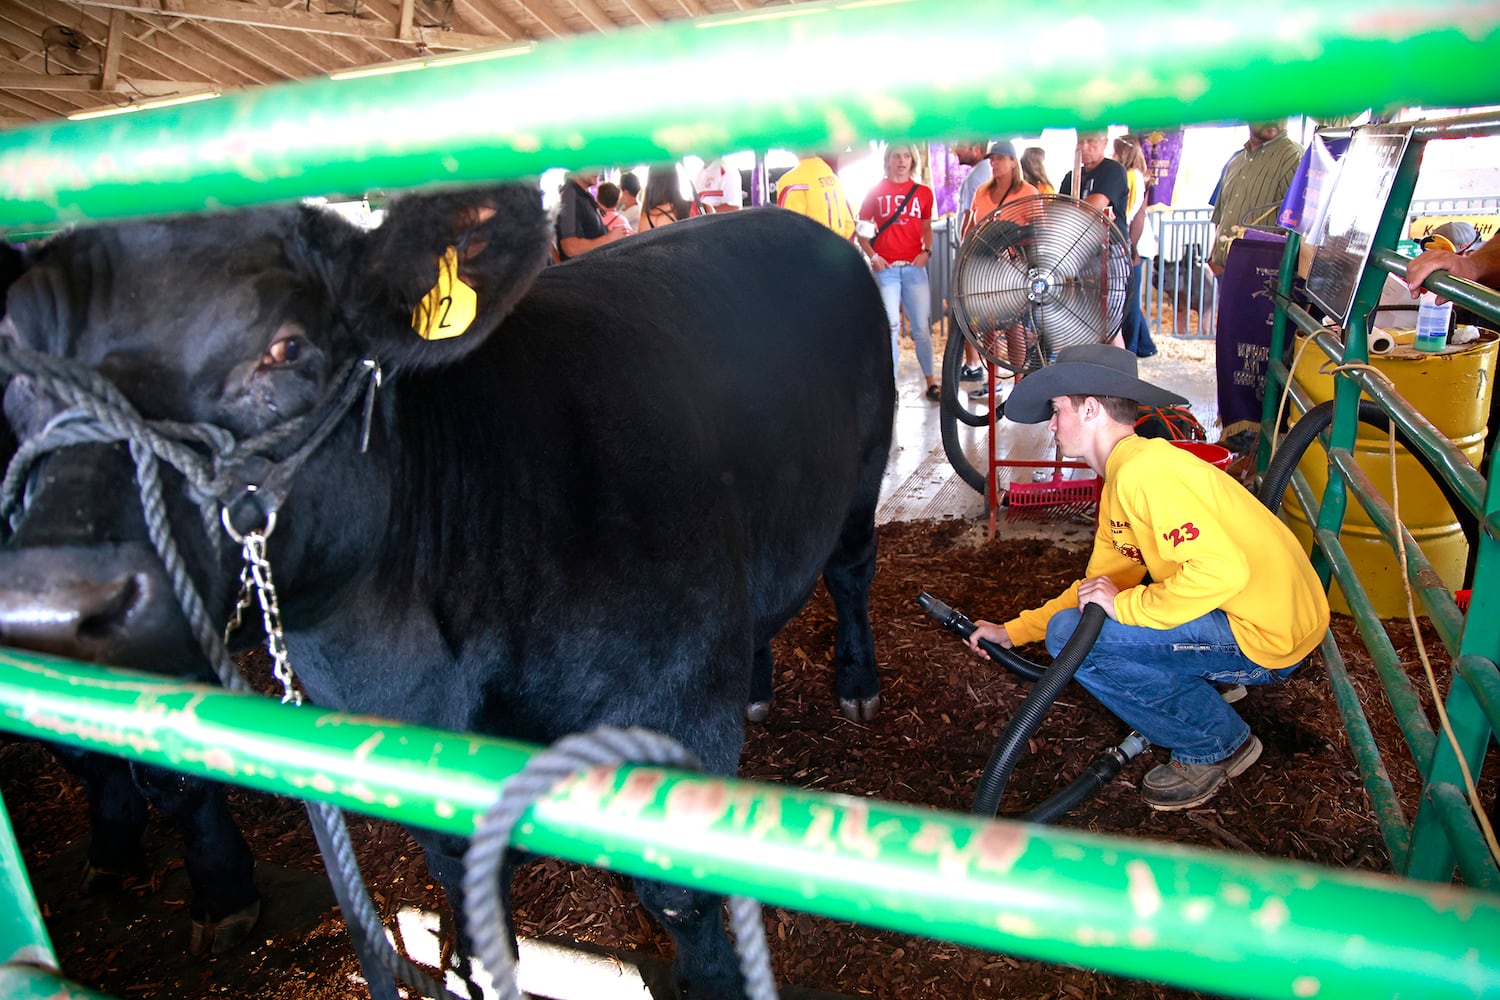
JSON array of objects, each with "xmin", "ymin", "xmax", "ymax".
[
  {"xmin": 0, "ymin": 0, "xmax": 1496, "ymax": 232},
  {"xmin": 1258, "ymin": 115, "xmax": 1500, "ymax": 892},
  {"xmin": 0, "ymin": 2, "xmax": 1499, "ymax": 997},
  {"xmin": 2, "ymin": 649, "xmax": 1499, "ymax": 1000}
]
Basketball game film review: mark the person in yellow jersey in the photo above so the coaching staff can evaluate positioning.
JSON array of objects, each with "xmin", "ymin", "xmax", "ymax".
[
  {"xmin": 965, "ymin": 344, "xmax": 1329, "ymax": 810},
  {"xmin": 775, "ymin": 152, "xmax": 856, "ymax": 240}
]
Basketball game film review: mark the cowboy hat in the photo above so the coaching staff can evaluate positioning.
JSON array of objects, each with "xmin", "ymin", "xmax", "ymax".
[{"xmin": 1004, "ymin": 344, "xmax": 1187, "ymax": 424}]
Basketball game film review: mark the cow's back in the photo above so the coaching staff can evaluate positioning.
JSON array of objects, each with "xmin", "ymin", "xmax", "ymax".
[{"xmin": 400, "ymin": 210, "xmax": 888, "ymax": 581}]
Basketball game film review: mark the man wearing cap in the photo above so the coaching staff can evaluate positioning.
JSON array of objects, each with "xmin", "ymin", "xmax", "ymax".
[
  {"xmin": 965, "ymin": 344, "xmax": 1329, "ymax": 810},
  {"xmin": 1407, "ymin": 225, "xmax": 1499, "ymax": 299}
]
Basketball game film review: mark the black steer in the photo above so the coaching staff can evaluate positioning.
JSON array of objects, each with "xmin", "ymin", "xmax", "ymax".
[{"xmin": 0, "ymin": 188, "xmax": 894, "ymax": 997}]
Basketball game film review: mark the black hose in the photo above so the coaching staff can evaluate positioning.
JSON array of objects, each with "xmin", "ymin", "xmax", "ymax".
[
  {"xmin": 969, "ymin": 604, "xmax": 1107, "ymax": 817},
  {"xmin": 916, "ymin": 592, "xmax": 1043, "ymax": 682},
  {"xmin": 939, "ymin": 333, "xmax": 990, "ymax": 494},
  {"xmin": 1020, "ymin": 731, "xmax": 1149, "ymax": 824},
  {"xmin": 1259, "ymin": 400, "xmax": 1479, "ymax": 564}
]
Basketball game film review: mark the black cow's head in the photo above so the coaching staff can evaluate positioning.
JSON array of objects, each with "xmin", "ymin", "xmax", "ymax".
[{"xmin": 0, "ymin": 184, "xmax": 549, "ymax": 677}]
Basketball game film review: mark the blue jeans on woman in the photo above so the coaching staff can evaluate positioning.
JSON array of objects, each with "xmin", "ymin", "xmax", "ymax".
[
  {"xmin": 1044, "ymin": 607, "xmax": 1295, "ymax": 764},
  {"xmin": 874, "ymin": 262, "xmax": 933, "ymax": 378},
  {"xmin": 1122, "ymin": 260, "xmax": 1155, "ymax": 357}
]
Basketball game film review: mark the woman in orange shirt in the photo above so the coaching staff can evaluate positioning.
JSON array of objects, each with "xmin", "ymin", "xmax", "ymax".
[
  {"xmin": 964, "ymin": 140, "xmax": 1039, "ymax": 373},
  {"xmin": 965, "ymin": 140, "xmax": 1039, "ymax": 235}
]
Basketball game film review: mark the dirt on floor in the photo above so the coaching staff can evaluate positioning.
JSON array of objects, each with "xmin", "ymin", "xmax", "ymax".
[{"xmin": 1, "ymin": 517, "xmax": 1488, "ymax": 1000}]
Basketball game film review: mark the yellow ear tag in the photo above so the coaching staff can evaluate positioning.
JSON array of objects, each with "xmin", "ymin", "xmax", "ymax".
[{"xmin": 411, "ymin": 246, "xmax": 477, "ymax": 341}]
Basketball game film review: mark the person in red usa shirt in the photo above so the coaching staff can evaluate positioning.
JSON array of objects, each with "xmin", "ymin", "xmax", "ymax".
[
  {"xmin": 857, "ymin": 142, "xmax": 940, "ymax": 401},
  {"xmin": 965, "ymin": 344, "xmax": 1329, "ymax": 810}
]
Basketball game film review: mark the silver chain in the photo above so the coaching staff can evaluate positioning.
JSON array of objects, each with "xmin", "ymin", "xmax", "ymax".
[{"xmin": 241, "ymin": 530, "xmax": 302, "ymax": 706}]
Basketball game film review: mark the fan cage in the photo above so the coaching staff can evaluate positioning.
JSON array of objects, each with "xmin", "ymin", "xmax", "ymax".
[{"xmin": 950, "ymin": 194, "xmax": 1131, "ymax": 374}]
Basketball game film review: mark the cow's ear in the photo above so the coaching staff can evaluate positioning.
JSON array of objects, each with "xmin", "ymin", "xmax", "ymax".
[{"xmin": 331, "ymin": 184, "xmax": 550, "ymax": 373}]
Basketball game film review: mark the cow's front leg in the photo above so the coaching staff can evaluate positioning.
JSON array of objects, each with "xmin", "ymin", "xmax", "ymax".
[
  {"xmin": 634, "ymin": 878, "xmax": 748, "ymax": 1000},
  {"xmin": 745, "ymin": 644, "xmax": 775, "ymax": 723},
  {"xmin": 130, "ymin": 762, "xmax": 260, "ymax": 954},
  {"xmin": 52, "ymin": 746, "xmax": 150, "ymax": 889}
]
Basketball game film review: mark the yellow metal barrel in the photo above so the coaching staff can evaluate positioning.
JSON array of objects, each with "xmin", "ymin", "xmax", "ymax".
[{"xmin": 1281, "ymin": 333, "xmax": 1496, "ymax": 617}]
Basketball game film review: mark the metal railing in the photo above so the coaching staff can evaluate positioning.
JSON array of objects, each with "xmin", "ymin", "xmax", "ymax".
[
  {"xmin": 1257, "ymin": 111, "xmax": 1500, "ymax": 893},
  {"xmin": 1, "ymin": 3, "xmax": 1500, "ymax": 999},
  {"xmin": 2, "ymin": 651, "xmax": 1498, "ymax": 1000},
  {"xmin": 1146, "ymin": 207, "xmax": 1218, "ymax": 338}
]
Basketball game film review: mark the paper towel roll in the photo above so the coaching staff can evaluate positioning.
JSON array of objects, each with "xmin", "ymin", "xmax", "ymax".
[{"xmin": 1368, "ymin": 328, "xmax": 1395, "ymax": 354}]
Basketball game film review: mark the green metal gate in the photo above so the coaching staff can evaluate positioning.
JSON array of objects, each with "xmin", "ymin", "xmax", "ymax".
[{"xmin": 1, "ymin": 2, "xmax": 1499, "ymax": 998}]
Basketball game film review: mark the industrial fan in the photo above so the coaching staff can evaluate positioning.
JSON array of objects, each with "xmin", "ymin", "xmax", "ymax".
[
  {"xmin": 951, "ymin": 194, "xmax": 1131, "ymax": 374},
  {"xmin": 41, "ymin": 25, "xmax": 100, "ymax": 76}
]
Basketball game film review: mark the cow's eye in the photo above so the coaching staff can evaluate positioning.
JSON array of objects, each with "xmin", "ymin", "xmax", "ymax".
[{"xmin": 262, "ymin": 335, "xmax": 305, "ymax": 367}]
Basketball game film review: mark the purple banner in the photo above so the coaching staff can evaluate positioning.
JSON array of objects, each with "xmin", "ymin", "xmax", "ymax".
[
  {"xmin": 1139, "ymin": 129, "xmax": 1184, "ymax": 206},
  {"xmin": 1278, "ymin": 135, "xmax": 1350, "ymax": 237},
  {"xmin": 1215, "ymin": 232, "xmax": 1287, "ymax": 436},
  {"xmin": 930, "ymin": 142, "xmax": 963, "ymax": 216}
]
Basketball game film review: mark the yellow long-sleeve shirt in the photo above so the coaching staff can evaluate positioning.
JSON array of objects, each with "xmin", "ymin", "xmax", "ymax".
[{"xmin": 1005, "ymin": 436, "xmax": 1329, "ymax": 669}]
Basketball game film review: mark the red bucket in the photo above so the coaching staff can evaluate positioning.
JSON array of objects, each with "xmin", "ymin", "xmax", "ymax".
[{"xmin": 1170, "ymin": 440, "xmax": 1234, "ymax": 470}]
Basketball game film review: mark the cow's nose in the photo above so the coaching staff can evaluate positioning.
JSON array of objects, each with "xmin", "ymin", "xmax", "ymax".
[{"xmin": 0, "ymin": 572, "xmax": 143, "ymax": 655}]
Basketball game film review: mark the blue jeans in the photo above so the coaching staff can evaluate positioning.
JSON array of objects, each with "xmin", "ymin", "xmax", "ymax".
[
  {"xmin": 875, "ymin": 263, "xmax": 933, "ymax": 377},
  {"xmin": 1044, "ymin": 607, "xmax": 1295, "ymax": 764},
  {"xmin": 1123, "ymin": 260, "xmax": 1155, "ymax": 357}
]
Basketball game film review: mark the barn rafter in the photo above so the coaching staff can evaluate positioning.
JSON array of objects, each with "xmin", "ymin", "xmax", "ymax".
[{"xmin": 0, "ymin": 0, "xmax": 780, "ymax": 127}]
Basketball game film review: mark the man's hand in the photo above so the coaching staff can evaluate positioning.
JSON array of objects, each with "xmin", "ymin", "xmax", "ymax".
[
  {"xmin": 965, "ymin": 620, "xmax": 1012, "ymax": 656},
  {"xmin": 1077, "ymin": 576, "xmax": 1120, "ymax": 620},
  {"xmin": 1406, "ymin": 249, "xmax": 1472, "ymax": 302}
]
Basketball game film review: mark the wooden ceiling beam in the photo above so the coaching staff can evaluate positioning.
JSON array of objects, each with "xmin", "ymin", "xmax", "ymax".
[
  {"xmin": 0, "ymin": 72, "xmax": 211, "ymax": 94},
  {"xmin": 453, "ymin": 0, "xmax": 531, "ymax": 42},
  {"xmin": 100, "ymin": 10, "xmax": 125, "ymax": 90},
  {"xmin": 0, "ymin": 5, "xmax": 256, "ymax": 90},
  {"xmin": 616, "ymin": 0, "xmax": 662, "ymax": 27},
  {"xmin": 508, "ymin": 0, "xmax": 572, "ymax": 38},
  {"xmin": 67, "ymin": 0, "xmax": 505, "ymax": 50},
  {"xmin": 568, "ymin": 0, "xmax": 618, "ymax": 33},
  {"xmin": 114, "ymin": 16, "xmax": 287, "ymax": 87}
]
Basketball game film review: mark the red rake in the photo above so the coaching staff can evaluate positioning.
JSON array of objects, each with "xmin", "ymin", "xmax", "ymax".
[{"xmin": 1004, "ymin": 473, "xmax": 1103, "ymax": 520}]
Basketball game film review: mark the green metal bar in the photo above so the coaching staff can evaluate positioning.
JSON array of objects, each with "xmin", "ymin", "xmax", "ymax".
[
  {"xmin": 0, "ymin": 792, "xmax": 54, "ymax": 970},
  {"xmin": 1310, "ymin": 516, "xmax": 1439, "ymax": 773},
  {"xmin": 1257, "ymin": 230, "xmax": 1303, "ymax": 475},
  {"xmin": 0, "ymin": 965, "xmax": 118, "ymax": 1000},
  {"xmin": 1330, "ymin": 449, "xmax": 1468, "ymax": 652},
  {"xmin": 2, "ymin": 650, "xmax": 1499, "ymax": 1000},
  {"xmin": 1371, "ymin": 247, "xmax": 1500, "ymax": 319},
  {"xmin": 1407, "ymin": 667, "xmax": 1497, "ymax": 883},
  {"xmin": 1427, "ymin": 783, "xmax": 1500, "ymax": 892},
  {"xmin": 1339, "ymin": 365, "xmax": 1489, "ymax": 530},
  {"xmin": 1316, "ymin": 630, "xmax": 1411, "ymax": 870},
  {"xmin": 0, "ymin": 0, "xmax": 1497, "ymax": 231},
  {"xmin": 1455, "ymin": 655, "xmax": 1500, "ymax": 733}
]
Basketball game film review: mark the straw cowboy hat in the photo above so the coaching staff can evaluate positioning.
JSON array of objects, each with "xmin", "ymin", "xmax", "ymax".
[{"xmin": 1004, "ymin": 344, "xmax": 1187, "ymax": 424}]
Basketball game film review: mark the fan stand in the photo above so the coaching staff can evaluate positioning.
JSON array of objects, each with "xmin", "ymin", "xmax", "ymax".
[{"xmin": 985, "ymin": 209, "xmax": 1113, "ymax": 531}]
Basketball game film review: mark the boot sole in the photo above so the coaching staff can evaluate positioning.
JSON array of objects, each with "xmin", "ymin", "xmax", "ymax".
[{"xmin": 1145, "ymin": 736, "xmax": 1263, "ymax": 811}]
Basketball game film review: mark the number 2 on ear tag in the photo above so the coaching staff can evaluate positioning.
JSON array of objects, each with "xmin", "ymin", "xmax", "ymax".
[{"xmin": 411, "ymin": 246, "xmax": 477, "ymax": 341}]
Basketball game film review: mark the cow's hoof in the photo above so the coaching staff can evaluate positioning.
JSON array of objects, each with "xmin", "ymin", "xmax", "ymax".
[
  {"xmin": 190, "ymin": 899, "xmax": 261, "ymax": 956},
  {"xmin": 838, "ymin": 694, "xmax": 880, "ymax": 722},
  {"xmin": 82, "ymin": 859, "xmax": 144, "ymax": 893},
  {"xmin": 744, "ymin": 700, "xmax": 771, "ymax": 723}
]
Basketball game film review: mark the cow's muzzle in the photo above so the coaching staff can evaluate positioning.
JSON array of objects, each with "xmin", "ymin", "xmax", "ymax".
[{"xmin": 0, "ymin": 544, "xmax": 196, "ymax": 668}]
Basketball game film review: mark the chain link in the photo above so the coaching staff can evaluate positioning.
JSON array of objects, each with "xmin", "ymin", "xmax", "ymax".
[{"xmin": 241, "ymin": 531, "xmax": 302, "ymax": 706}]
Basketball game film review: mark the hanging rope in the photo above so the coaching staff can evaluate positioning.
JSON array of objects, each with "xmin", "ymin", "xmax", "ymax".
[
  {"xmin": 1318, "ymin": 360, "xmax": 1500, "ymax": 868},
  {"xmin": 0, "ymin": 340, "xmax": 466, "ymax": 998},
  {"xmin": 463, "ymin": 726, "xmax": 779, "ymax": 1000}
]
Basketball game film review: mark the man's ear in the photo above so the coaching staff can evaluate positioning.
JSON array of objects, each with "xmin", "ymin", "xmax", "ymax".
[{"xmin": 328, "ymin": 184, "xmax": 550, "ymax": 374}]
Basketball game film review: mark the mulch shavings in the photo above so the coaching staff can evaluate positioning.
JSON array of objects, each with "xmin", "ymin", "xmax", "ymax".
[{"xmin": 2, "ymin": 518, "xmax": 1493, "ymax": 999}]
